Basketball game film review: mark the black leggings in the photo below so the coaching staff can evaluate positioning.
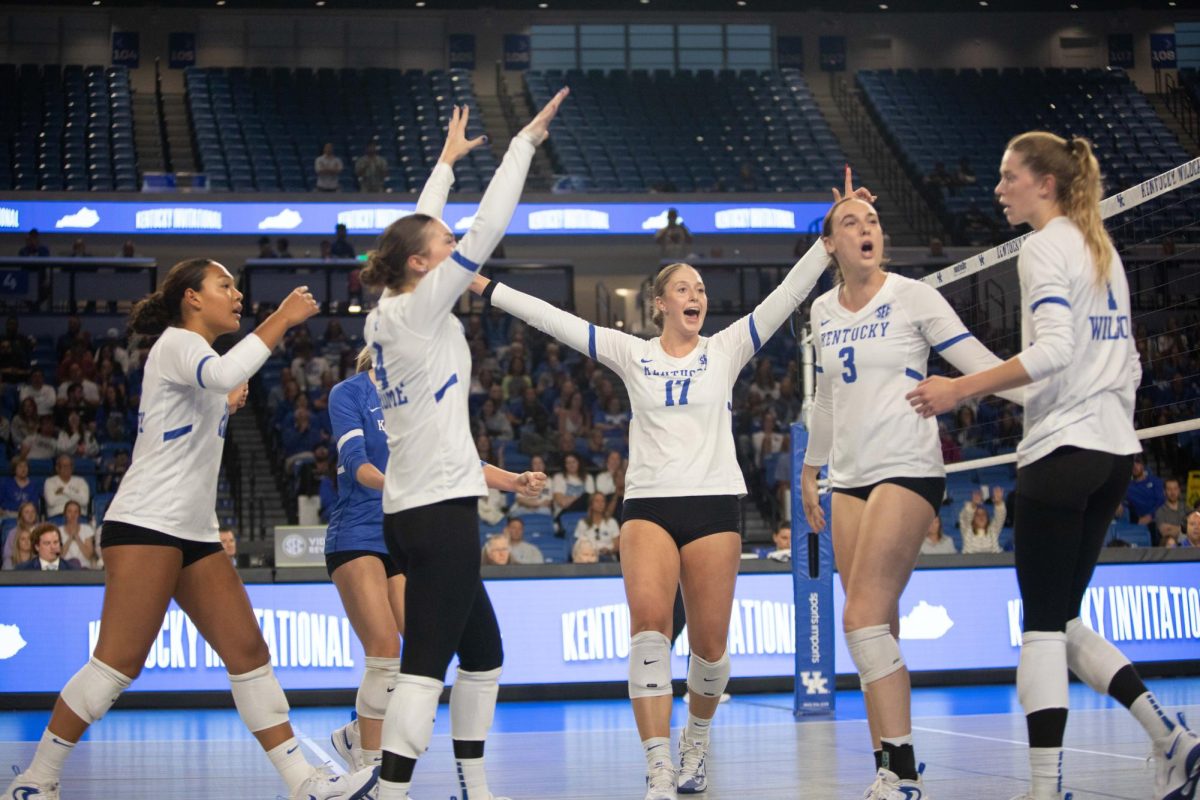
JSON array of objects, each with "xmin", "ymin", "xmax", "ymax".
[
  {"xmin": 1015, "ymin": 447, "xmax": 1133, "ymax": 633},
  {"xmin": 384, "ymin": 497, "xmax": 503, "ymax": 680}
]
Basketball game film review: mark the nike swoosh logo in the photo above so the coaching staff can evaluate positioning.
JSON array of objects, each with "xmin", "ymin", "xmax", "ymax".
[
  {"xmin": 369, "ymin": 407, "xmax": 381, "ymax": 412},
  {"xmin": 640, "ymin": 358, "xmax": 653, "ymax": 363},
  {"xmin": 386, "ymin": 686, "xmax": 395, "ymax": 692},
  {"xmin": 343, "ymin": 730, "xmax": 353, "ymax": 749},
  {"xmin": 643, "ymin": 659, "xmax": 659, "ymax": 665},
  {"xmin": 14, "ymin": 788, "xmax": 38, "ymax": 800},
  {"xmin": 703, "ymin": 677, "xmax": 718, "ymax": 682},
  {"xmin": 820, "ymin": 319, "xmax": 832, "ymax": 327},
  {"xmin": 51, "ymin": 737, "xmax": 72, "ymax": 748},
  {"xmin": 898, "ymin": 787, "xmax": 922, "ymax": 799},
  {"xmin": 286, "ymin": 745, "xmax": 299, "ymax": 754}
]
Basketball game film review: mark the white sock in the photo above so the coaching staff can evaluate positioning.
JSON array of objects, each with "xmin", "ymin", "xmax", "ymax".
[
  {"xmin": 1130, "ymin": 692, "xmax": 1176, "ymax": 742},
  {"xmin": 361, "ymin": 747, "xmax": 383, "ymax": 766},
  {"xmin": 684, "ymin": 713, "xmax": 712, "ymax": 745},
  {"xmin": 643, "ymin": 736, "xmax": 671, "ymax": 771},
  {"xmin": 378, "ymin": 778, "xmax": 412, "ymax": 799},
  {"xmin": 266, "ymin": 737, "xmax": 313, "ymax": 793},
  {"xmin": 456, "ymin": 755, "xmax": 489, "ymax": 798},
  {"xmin": 1029, "ymin": 746, "xmax": 1063, "ymax": 799},
  {"xmin": 24, "ymin": 729, "xmax": 75, "ymax": 783}
]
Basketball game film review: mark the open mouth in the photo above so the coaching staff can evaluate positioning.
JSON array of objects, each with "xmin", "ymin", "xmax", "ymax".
[
  {"xmin": 684, "ymin": 307, "xmax": 701, "ymax": 320},
  {"xmin": 860, "ymin": 241, "xmax": 875, "ymax": 257}
]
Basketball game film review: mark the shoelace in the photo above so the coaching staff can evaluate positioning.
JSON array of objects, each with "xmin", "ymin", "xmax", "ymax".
[
  {"xmin": 647, "ymin": 763, "xmax": 676, "ymax": 793},
  {"xmin": 679, "ymin": 739, "xmax": 706, "ymax": 774},
  {"xmin": 862, "ymin": 773, "xmax": 886, "ymax": 800}
]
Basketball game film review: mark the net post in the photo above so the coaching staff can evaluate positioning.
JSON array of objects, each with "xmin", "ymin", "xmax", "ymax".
[{"xmin": 791, "ymin": 421, "xmax": 835, "ymax": 718}]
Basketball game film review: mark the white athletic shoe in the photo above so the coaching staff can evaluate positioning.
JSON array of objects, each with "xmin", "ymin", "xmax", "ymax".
[
  {"xmin": 290, "ymin": 764, "xmax": 378, "ymax": 800},
  {"xmin": 676, "ymin": 737, "xmax": 708, "ymax": 794},
  {"xmin": 4, "ymin": 767, "xmax": 59, "ymax": 800},
  {"xmin": 331, "ymin": 720, "xmax": 364, "ymax": 772},
  {"xmin": 1154, "ymin": 713, "xmax": 1200, "ymax": 800},
  {"xmin": 1007, "ymin": 794, "xmax": 1073, "ymax": 800},
  {"xmin": 645, "ymin": 761, "xmax": 679, "ymax": 800},
  {"xmin": 864, "ymin": 767, "xmax": 929, "ymax": 799}
]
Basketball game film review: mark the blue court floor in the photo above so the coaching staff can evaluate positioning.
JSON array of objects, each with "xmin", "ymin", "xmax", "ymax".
[{"xmin": 2, "ymin": 678, "xmax": 1198, "ymax": 799}]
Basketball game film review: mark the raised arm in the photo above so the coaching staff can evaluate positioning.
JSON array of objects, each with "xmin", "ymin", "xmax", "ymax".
[{"xmin": 414, "ymin": 105, "xmax": 489, "ymax": 218}]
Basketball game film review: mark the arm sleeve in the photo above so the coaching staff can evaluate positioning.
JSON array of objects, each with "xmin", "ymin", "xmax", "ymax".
[
  {"xmin": 1015, "ymin": 235, "xmax": 1077, "ymax": 382},
  {"xmin": 328, "ymin": 383, "xmax": 369, "ymax": 483},
  {"xmin": 711, "ymin": 239, "xmax": 829, "ymax": 368},
  {"xmin": 911, "ymin": 282, "xmax": 1025, "ymax": 405},
  {"xmin": 989, "ymin": 502, "xmax": 1006, "ymax": 536},
  {"xmin": 802, "ymin": 333, "xmax": 834, "ymax": 468},
  {"xmin": 414, "ymin": 162, "xmax": 455, "ymax": 219},
  {"xmin": 160, "ymin": 331, "xmax": 272, "ymax": 395},
  {"xmin": 403, "ymin": 134, "xmax": 538, "ymax": 334},
  {"xmin": 958, "ymin": 502, "xmax": 974, "ymax": 538},
  {"xmin": 490, "ymin": 283, "xmax": 636, "ymax": 374}
]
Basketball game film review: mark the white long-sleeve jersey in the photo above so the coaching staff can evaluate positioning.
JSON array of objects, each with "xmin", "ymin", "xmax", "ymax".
[
  {"xmin": 106, "ymin": 327, "xmax": 270, "ymax": 541},
  {"xmin": 1014, "ymin": 217, "xmax": 1141, "ymax": 466},
  {"xmin": 804, "ymin": 273, "xmax": 1017, "ymax": 488},
  {"xmin": 366, "ymin": 134, "xmax": 536, "ymax": 514},
  {"xmin": 489, "ymin": 240, "xmax": 829, "ymax": 499}
]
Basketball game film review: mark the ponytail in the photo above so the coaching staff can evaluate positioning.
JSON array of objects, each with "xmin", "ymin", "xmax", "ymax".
[
  {"xmin": 128, "ymin": 291, "xmax": 172, "ymax": 336},
  {"xmin": 361, "ymin": 213, "xmax": 437, "ymax": 292},
  {"xmin": 127, "ymin": 257, "xmax": 216, "ymax": 338},
  {"xmin": 1007, "ymin": 131, "xmax": 1112, "ymax": 286}
]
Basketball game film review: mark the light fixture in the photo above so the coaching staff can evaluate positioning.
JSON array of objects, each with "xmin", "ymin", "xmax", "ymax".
[
  {"xmin": 641, "ymin": 0, "xmax": 650, "ymax": 4},
  {"xmin": 91, "ymin": 0, "xmax": 101, "ymax": 5},
  {"xmin": 736, "ymin": 0, "xmax": 747, "ymax": 5},
  {"xmin": 979, "ymin": 1, "xmax": 988, "ymax": 6},
  {"xmin": 415, "ymin": 1, "xmax": 425, "ymax": 5},
  {"xmin": 216, "ymin": 0, "xmax": 226, "ymax": 5},
  {"xmin": 1069, "ymin": 2, "xmax": 1078, "ymax": 7},
  {"xmin": 538, "ymin": 2, "xmax": 548, "ymax": 7},
  {"xmin": 316, "ymin": 0, "xmax": 326, "ymax": 6},
  {"xmin": 879, "ymin": 2, "xmax": 888, "ymax": 7}
]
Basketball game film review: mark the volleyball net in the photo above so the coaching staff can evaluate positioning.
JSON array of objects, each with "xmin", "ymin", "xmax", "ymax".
[{"xmin": 790, "ymin": 157, "xmax": 1200, "ymax": 718}]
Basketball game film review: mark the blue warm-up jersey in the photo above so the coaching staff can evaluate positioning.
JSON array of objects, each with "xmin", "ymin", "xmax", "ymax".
[{"xmin": 325, "ymin": 371, "xmax": 389, "ymax": 554}]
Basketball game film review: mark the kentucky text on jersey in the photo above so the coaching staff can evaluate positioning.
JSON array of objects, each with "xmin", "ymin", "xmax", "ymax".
[{"xmin": 818, "ymin": 321, "xmax": 891, "ymax": 348}]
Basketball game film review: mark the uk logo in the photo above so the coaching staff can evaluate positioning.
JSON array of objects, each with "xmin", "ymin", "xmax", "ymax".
[
  {"xmin": 799, "ymin": 670, "xmax": 830, "ymax": 695},
  {"xmin": 875, "ymin": 304, "xmax": 891, "ymax": 319},
  {"xmin": 699, "ymin": 354, "xmax": 708, "ymax": 367}
]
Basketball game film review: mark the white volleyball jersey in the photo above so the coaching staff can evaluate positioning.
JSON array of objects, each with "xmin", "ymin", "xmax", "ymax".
[
  {"xmin": 105, "ymin": 327, "xmax": 270, "ymax": 541},
  {"xmin": 804, "ymin": 273, "xmax": 1012, "ymax": 488},
  {"xmin": 366, "ymin": 134, "xmax": 536, "ymax": 514},
  {"xmin": 1015, "ymin": 217, "xmax": 1140, "ymax": 466},
  {"xmin": 490, "ymin": 240, "xmax": 829, "ymax": 500}
]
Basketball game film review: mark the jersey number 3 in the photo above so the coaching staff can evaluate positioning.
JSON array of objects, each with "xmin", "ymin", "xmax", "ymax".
[
  {"xmin": 664, "ymin": 378, "xmax": 691, "ymax": 407},
  {"xmin": 838, "ymin": 347, "xmax": 857, "ymax": 384}
]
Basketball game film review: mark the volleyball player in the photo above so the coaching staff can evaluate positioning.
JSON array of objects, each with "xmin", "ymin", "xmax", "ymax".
[
  {"xmin": 360, "ymin": 89, "xmax": 567, "ymax": 800},
  {"xmin": 466, "ymin": 176, "xmax": 872, "ymax": 800},
  {"xmin": 907, "ymin": 131, "xmax": 1200, "ymax": 800},
  {"xmin": 4, "ymin": 261, "xmax": 379, "ymax": 800},
  {"xmin": 799, "ymin": 185, "xmax": 1023, "ymax": 800}
]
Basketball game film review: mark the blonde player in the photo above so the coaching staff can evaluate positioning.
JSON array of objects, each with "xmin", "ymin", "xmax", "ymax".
[
  {"xmin": 4, "ymin": 261, "xmax": 378, "ymax": 800},
  {"xmin": 908, "ymin": 131, "xmax": 1200, "ymax": 800},
  {"xmin": 800, "ymin": 189, "xmax": 1022, "ymax": 800}
]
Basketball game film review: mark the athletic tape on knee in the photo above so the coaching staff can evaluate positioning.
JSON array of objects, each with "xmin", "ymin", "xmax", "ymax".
[
  {"xmin": 381, "ymin": 673, "xmax": 444, "ymax": 760},
  {"xmin": 357, "ymin": 656, "xmax": 401, "ymax": 720},
  {"xmin": 845, "ymin": 624, "xmax": 904, "ymax": 686},
  {"xmin": 1065, "ymin": 618, "xmax": 1129, "ymax": 696},
  {"xmin": 450, "ymin": 667, "xmax": 501, "ymax": 742},
  {"xmin": 628, "ymin": 631, "xmax": 672, "ymax": 699},
  {"xmin": 686, "ymin": 650, "xmax": 731, "ymax": 699},
  {"xmin": 60, "ymin": 657, "xmax": 132, "ymax": 725},
  {"xmin": 229, "ymin": 662, "xmax": 290, "ymax": 733},
  {"xmin": 1017, "ymin": 632, "xmax": 1068, "ymax": 714}
]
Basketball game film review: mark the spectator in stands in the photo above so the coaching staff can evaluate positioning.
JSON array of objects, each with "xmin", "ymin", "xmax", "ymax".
[
  {"xmin": 318, "ymin": 240, "xmax": 334, "ymax": 261},
  {"xmin": 57, "ymin": 359, "xmax": 100, "ymax": 403},
  {"xmin": 766, "ymin": 520, "xmax": 791, "ymax": 561},
  {"xmin": 773, "ymin": 374, "xmax": 801, "ymax": 424},
  {"xmin": 925, "ymin": 162, "xmax": 953, "ymax": 191},
  {"xmin": 70, "ymin": 238, "xmax": 90, "ymax": 257},
  {"xmin": 955, "ymin": 406, "xmax": 980, "ymax": 450},
  {"xmin": 2, "ymin": 515, "xmax": 35, "ymax": 569},
  {"xmin": 275, "ymin": 238, "xmax": 293, "ymax": 259},
  {"xmin": 15, "ymin": 523, "xmax": 78, "ymax": 571},
  {"xmin": 748, "ymin": 359, "xmax": 780, "ymax": 407},
  {"xmin": 43, "ymin": 453, "xmax": 90, "ymax": 518},
  {"xmin": 18, "ymin": 228, "xmax": 48, "ymax": 257},
  {"xmin": 482, "ymin": 534, "xmax": 511, "ymax": 566},
  {"xmin": 9, "ymin": 398, "xmax": 40, "ymax": 452},
  {"xmin": 504, "ymin": 517, "xmax": 544, "ymax": 564},
  {"xmin": 502, "ymin": 355, "xmax": 533, "ymax": 402},
  {"xmin": 100, "ymin": 448, "xmax": 130, "ymax": 494},
  {"xmin": 959, "ymin": 487, "xmax": 1006, "ymax": 554},
  {"xmin": 256, "ymin": 236, "xmax": 278, "ymax": 259},
  {"xmin": 595, "ymin": 396, "xmax": 629, "ymax": 436},
  {"xmin": 314, "ymin": 142, "xmax": 344, "ymax": 192},
  {"xmin": 330, "ymin": 223, "xmax": 356, "ymax": 258},
  {"xmin": 290, "ymin": 341, "xmax": 330, "ymax": 392},
  {"xmin": 654, "ymin": 207, "xmax": 693, "ymax": 260},
  {"xmin": 96, "ymin": 386, "xmax": 130, "ymax": 443},
  {"xmin": 219, "ymin": 526, "xmax": 240, "ymax": 566},
  {"xmin": 19, "ymin": 369, "xmax": 57, "ymax": 417},
  {"xmin": 476, "ymin": 432, "xmax": 504, "ymax": 470},
  {"xmin": 56, "ymin": 383, "xmax": 94, "ymax": 428},
  {"xmin": 59, "ymin": 500, "xmax": 96, "ymax": 568},
  {"xmin": 510, "ymin": 454, "xmax": 554, "ymax": 517},
  {"xmin": 355, "ymin": 140, "xmax": 389, "ymax": 193},
  {"xmin": 1, "ymin": 457, "xmax": 41, "ymax": 518},
  {"xmin": 56, "ymin": 315, "xmax": 90, "ymax": 359},
  {"xmin": 1177, "ymin": 511, "xmax": 1200, "ymax": 548},
  {"xmin": 1155, "ymin": 478, "xmax": 1189, "ymax": 547},
  {"xmin": 584, "ymin": 429, "xmax": 608, "ymax": 468},
  {"xmin": 55, "ymin": 411, "xmax": 98, "ymax": 460},
  {"xmin": 477, "ymin": 397, "xmax": 514, "ymax": 442},
  {"xmin": 552, "ymin": 452, "xmax": 594, "ymax": 518},
  {"xmin": 282, "ymin": 406, "xmax": 326, "ymax": 472},
  {"xmin": 596, "ymin": 450, "xmax": 626, "ymax": 519},
  {"xmin": 928, "ymin": 238, "xmax": 945, "ymax": 259},
  {"xmin": 21, "ymin": 416, "xmax": 59, "ymax": 461},
  {"xmin": 574, "ymin": 491, "xmax": 619, "ymax": 561},
  {"xmin": 557, "ymin": 390, "xmax": 590, "ymax": 438},
  {"xmin": 0, "ymin": 340, "xmax": 26, "ymax": 385},
  {"xmin": 119, "ymin": 240, "xmax": 136, "ymax": 258},
  {"xmin": 752, "ymin": 409, "xmax": 786, "ymax": 469},
  {"xmin": 737, "ymin": 161, "xmax": 757, "ymax": 191},
  {"xmin": 920, "ymin": 516, "xmax": 957, "ymax": 555},
  {"xmin": 952, "ymin": 156, "xmax": 976, "ymax": 189},
  {"xmin": 1124, "ymin": 454, "xmax": 1164, "ymax": 529},
  {"xmin": 571, "ymin": 538, "xmax": 599, "ymax": 564}
]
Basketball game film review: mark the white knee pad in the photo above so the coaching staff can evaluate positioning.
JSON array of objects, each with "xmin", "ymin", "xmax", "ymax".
[
  {"xmin": 356, "ymin": 656, "xmax": 401, "ymax": 720},
  {"xmin": 60, "ymin": 657, "xmax": 132, "ymax": 726},
  {"xmin": 686, "ymin": 650, "xmax": 731, "ymax": 700},
  {"xmin": 381, "ymin": 674, "xmax": 444, "ymax": 760},
  {"xmin": 1017, "ymin": 631, "xmax": 1068, "ymax": 714},
  {"xmin": 628, "ymin": 631, "xmax": 672, "ymax": 699},
  {"xmin": 1065, "ymin": 618, "xmax": 1129, "ymax": 696},
  {"xmin": 845, "ymin": 624, "xmax": 904, "ymax": 686},
  {"xmin": 229, "ymin": 662, "xmax": 290, "ymax": 733},
  {"xmin": 450, "ymin": 667, "xmax": 501, "ymax": 742}
]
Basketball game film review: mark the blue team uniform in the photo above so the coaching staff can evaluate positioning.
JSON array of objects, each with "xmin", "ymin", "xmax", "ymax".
[{"xmin": 325, "ymin": 371, "xmax": 391, "ymax": 557}]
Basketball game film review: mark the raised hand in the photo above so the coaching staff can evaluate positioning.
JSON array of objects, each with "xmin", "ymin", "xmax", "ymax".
[
  {"xmin": 278, "ymin": 285, "xmax": 321, "ymax": 326},
  {"xmin": 832, "ymin": 164, "xmax": 877, "ymax": 204},
  {"xmin": 438, "ymin": 105, "xmax": 489, "ymax": 166},
  {"xmin": 519, "ymin": 87, "xmax": 570, "ymax": 146}
]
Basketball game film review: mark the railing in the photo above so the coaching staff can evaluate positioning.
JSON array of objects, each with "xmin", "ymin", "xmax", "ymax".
[
  {"xmin": 829, "ymin": 73, "xmax": 946, "ymax": 244},
  {"xmin": 0, "ymin": 256, "xmax": 157, "ymax": 313},
  {"xmin": 154, "ymin": 57, "xmax": 172, "ymax": 174},
  {"xmin": 1163, "ymin": 72, "xmax": 1200, "ymax": 149}
]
